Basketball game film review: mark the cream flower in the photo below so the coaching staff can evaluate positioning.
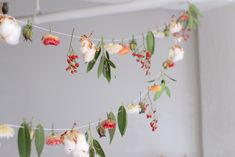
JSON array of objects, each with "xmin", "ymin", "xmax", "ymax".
[
  {"xmin": 0, "ymin": 15, "xmax": 21, "ymax": 45},
  {"xmin": 169, "ymin": 21, "xmax": 183, "ymax": 34},
  {"xmin": 153, "ymin": 30, "xmax": 165, "ymax": 38},
  {"xmin": 80, "ymin": 35, "xmax": 96, "ymax": 62},
  {"xmin": 63, "ymin": 133, "xmax": 89, "ymax": 157},
  {"xmin": 104, "ymin": 43, "xmax": 123, "ymax": 54},
  {"xmin": 168, "ymin": 45, "xmax": 184, "ymax": 63},
  {"xmin": 0, "ymin": 124, "xmax": 14, "ymax": 138},
  {"xmin": 126, "ymin": 104, "xmax": 141, "ymax": 114}
]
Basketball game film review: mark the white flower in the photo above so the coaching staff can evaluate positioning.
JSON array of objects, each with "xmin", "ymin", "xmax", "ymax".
[
  {"xmin": 126, "ymin": 104, "xmax": 141, "ymax": 114},
  {"xmin": 0, "ymin": 15, "xmax": 21, "ymax": 45},
  {"xmin": 168, "ymin": 45, "xmax": 184, "ymax": 63},
  {"xmin": 104, "ymin": 43, "xmax": 123, "ymax": 54},
  {"xmin": 80, "ymin": 36, "xmax": 96, "ymax": 62},
  {"xmin": 153, "ymin": 30, "xmax": 165, "ymax": 38},
  {"xmin": 0, "ymin": 124, "xmax": 14, "ymax": 139},
  {"xmin": 169, "ymin": 21, "xmax": 183, "ymax": 34},
  {"xmin": 63, "ymin": 133, "xmax": 89, "ymax": 157}
]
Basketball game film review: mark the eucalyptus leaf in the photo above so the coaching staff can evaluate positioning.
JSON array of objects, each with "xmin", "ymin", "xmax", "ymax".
[
  {"xmin": 117, "ymin": 105, "xmax": 127, "ymax": 136},
  {"xmin": 97, "ymin": 55, "xmax": 105, "ymax": 78},
  {"xmin": 147, "ymin": 79, "xmax": 155, "ymax": 83},
  {"xmin": 93, "ymin": 139, "xmax": 105, "ymax": 157},
  {"xmin": 89, "ymin": 146, "xmax": 95, "ymax": 157},
  {"xmin": 85, "ymin": 131, "xmax": 89, "ymax": 142},
  {"xmin": 107, "ymin": 112, "xmax": 116, "ymax": 144},
  {"xmin": 107, "ymin": 59, "xmax": 116, "ymax": 69},
  {"xmin": 165, "ymin": 86, "xmax": 171, "ymax": 98},
  {"xmin": 18, "ymin": 122, "xmax": 31, "ymax": 157},
  {"xmin": 35, "ymin": 124, "xmax": 45, "ymax": 157},
  {"xmin": 87, "ymin": 50, "xmax": 101, "ymax": 72},
  {"xmin": 105, "ymin": 60, "xmax": 111, "ymax": 83},
  {"xmin": 146, "ymin": 31, "xmax": 155, "ymax": 54}
]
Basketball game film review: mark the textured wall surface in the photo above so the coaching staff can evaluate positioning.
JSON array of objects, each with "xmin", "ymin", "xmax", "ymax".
[
  {"xmin": 0, "ymin": 6, "xmax": 202, "ymax": 157},
  {"xmin": 198, "ymin": 4, "xmax": 235, "ymax": 157}
]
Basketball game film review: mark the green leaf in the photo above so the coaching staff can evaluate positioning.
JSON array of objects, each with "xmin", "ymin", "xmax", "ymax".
[
  {"xmin": 93, "ymin": 139, "xmax": 105, "ymax": 157},
  {"xmin": 85, "ymin": 131, "xmax": 89, "ymax": 142},
  {"xmin": 35, "ymin": 124, "xmax": 45, "ymax": 157},
  {"xmin": 153, "ymin": 85, "xmax": 165, "ymax": 101},
  {"xmin": 146, "ymin": 79, "xmax": 155, "ymax": 83},
  {"xmin": 103, "ymin": 59, "xmax": 111, "ymax": 82},
  {"xmin": 146, "ymin": 31, "xmax": 155, "ymax": 54},
  {"xmin": 97, "ymin": 55, "xmax": 105, "ymax": 78},
  {"xmin": 105, "ymin": 64, "xmax": 111, "ymax": 82},
  {"xmin": 89, "ymin": 146, "xmax": 95, "ymax": 157},
  {"xmin": 87, "ymin": 50, "xmax": 101, "ymax": 72},
  {"xmin": 107, "ymin": 59, "xmax": 116, "ymax": 69},
  {"xmin": 165, "ymin": 86, "xmax": 171, "ymax": 98},
  {"xmin": 107, "ymin": 112, "xmax": 116, "ymax": 144},
  {"xmin": 18, "ymin": 122, "xmax": 31, "ymax": 157},
  {"xmin": 117, "ymin": 105, "xmax": 127, "ymax": 136},
  {"xmin": 105, "ymin": 51, "xmax": 110, "ymax": 60}
]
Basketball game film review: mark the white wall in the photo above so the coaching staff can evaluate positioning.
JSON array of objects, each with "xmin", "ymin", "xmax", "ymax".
[
  {"xmin": 0, "ymin": 8, "xmax": 202, "ymax": 157},
  {"xmin": 198, "ymin": 4, "xmax": 235, "ymax": 157}
]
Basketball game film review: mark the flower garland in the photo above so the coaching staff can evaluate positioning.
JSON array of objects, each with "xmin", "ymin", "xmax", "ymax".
[{"xmin": 0, "ymin": 2, "xmax": 201, "ymax": 157}]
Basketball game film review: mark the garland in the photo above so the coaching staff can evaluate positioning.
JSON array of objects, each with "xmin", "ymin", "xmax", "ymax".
[{"xmin": 0, "ymin": 3, "xmax": 201, "ymax": 157}]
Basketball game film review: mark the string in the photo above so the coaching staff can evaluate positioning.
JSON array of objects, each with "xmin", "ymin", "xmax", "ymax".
[
  {"xmin": 5, "ymin": 90, "xmax": 149, "ymax": 131},
  {"xmin": 16, "ymin": 19, "xmax": 167, "ymax": 42}
]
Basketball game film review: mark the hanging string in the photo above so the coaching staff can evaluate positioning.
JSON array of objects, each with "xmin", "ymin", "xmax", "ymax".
[
  {"xmin": 12, "ymin": 14, "xmax": 173, "ymax": 42},
  {"xmin": 5, "ymin": 90, "xmax": 149, "ymax": 131}
]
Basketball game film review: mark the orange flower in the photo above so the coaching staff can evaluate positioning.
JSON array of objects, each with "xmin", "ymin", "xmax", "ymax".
[
  {"xmin": 119, "ymin": 45, "xmax": 129, "ymax": 55},
  {"xmin": 46, "ymin": 134, "xmax": 62, "ymax": 145},
  {"xmin": 148, "ymin": 85, "xmax": 161, "ymax": 92}
]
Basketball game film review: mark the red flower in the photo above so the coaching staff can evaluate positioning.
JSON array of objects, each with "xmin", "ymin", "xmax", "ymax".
[
  {"xmin": 42, "ymin": 34, "xmax": 60, "ymax": 46},
  {"xmin": 102, "ymin": 119, "xmax": 116, "ymax": 129}
]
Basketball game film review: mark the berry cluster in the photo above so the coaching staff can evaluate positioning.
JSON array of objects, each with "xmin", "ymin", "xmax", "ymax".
[
  {"xmin": 66, "ymin": 54, "xmax": 79, "ymax": 74},
  {"xmin": 132, "ymin": 50, "xmax": 152, "ymax": 75},
  {"xmin": 146, "ymin": 108, "xmax": 158, "ymax": 132}
]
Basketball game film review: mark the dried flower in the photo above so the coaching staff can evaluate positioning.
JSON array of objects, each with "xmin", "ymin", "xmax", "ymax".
[
  {"xmin": 22, "ymin": 22, "xmax": 33, "ymax": 42},
  {"xmin": 42, "ymin": 34, "xmax": 60, "ymax": 46},
  {"xmin": 0, "ymin": 124, "xmax": 14, "ymax": 138},
  {"xmin": 153, "ymin": 30, "xmax": 165, "ymax": 38},
  {"xmin": 126, "ymin": 104, "xmax": 141, "ymax": 114},
  {"xmin": 148, "ymin": 84, "xmax": 162, "ymax": 92},
  {"xmin": 96, "ymin": 124, "xmax": 106, "ymax": 138},
  {"xmin": 0, "ymin": 15, "xmax": 21, "ymax": 45},
  {"xmin": 102, "ymin": 119, "xmax": 116, "ymax": 129},
  {"xmin": 169, "ymin": 21, "xmax": 183, "ymax": 34},
  {"xmin": 129, "ymin": 37, "xmax": 137, "ymax": 52},
  {"xmin": 168, "ymin": 45, "xmax": 184, "ymax": 62},
  {"xmin": 139, "ymin": 102, "xmax": 149, "ymax": 114},
  {"xmin": 104, "ymin": 43, "xmax": 123, "ymax": 54},
  {"xmin": 63, "ymin": 133, "xmax": 89, "ymax": 157},
  {"xmin": 46, "ymin": 134, "xmax": 62, "ymax": 145},
  {"xmin": 80, "ymin": 34, "xmax": 96, "ymax": 62},
  {"xmin": 60, "ymin": 130, "xmax": 80, "ymax": 144},
  {"xmin": 118, "ymin": 45, "xmax": 129, "ymax": 55},
  {"xmin": 163, "ymin": 59, "xmax": 175, "ymax": 69}
]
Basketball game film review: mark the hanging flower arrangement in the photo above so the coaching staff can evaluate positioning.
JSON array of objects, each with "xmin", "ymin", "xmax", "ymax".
[{"xmin": 0, "ymin": 2, "xmax": 201, "ymax": 157}]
